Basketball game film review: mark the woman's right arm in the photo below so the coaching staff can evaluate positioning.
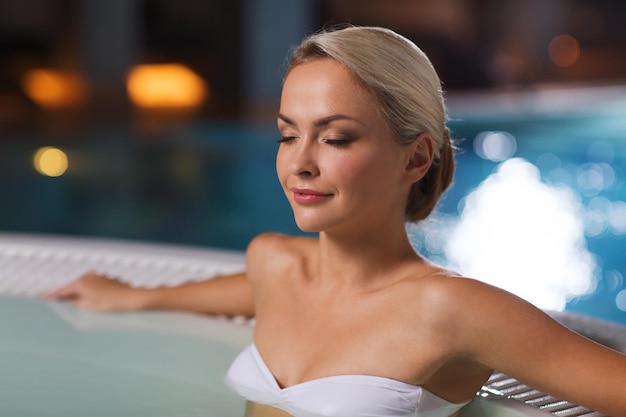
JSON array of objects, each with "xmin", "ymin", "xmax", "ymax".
[
  {"xmin": 44, "ymin": 271, "xmax": 255, "ymax": 317},
  {"xmin": 43, "ymin": 232, "xmax": 296, "ymax": 317}
]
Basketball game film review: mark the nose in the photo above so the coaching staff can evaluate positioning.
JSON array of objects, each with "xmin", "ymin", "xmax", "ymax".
[{"xmin": 281, "ymin": 138, "xmax": 320, "ymax": 178}]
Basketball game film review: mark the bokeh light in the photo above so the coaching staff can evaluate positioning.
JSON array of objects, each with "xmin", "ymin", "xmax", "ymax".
[
  {"xmin": 33, "ymin": 147, "xmax": 69, "ymax": 177},
  {"xmin": 473, "ymin": 131, "xmax": 517, "ymax": 161},
  {"xmin": 445, "ymin": 158, "xmax": 596, "ymax": 311},
  {"xmin": 576, "ymin": 162, "xmax": 616, "ymax": 197},
  {"xmin": 608, "ymin": 201, "xmax": 626, "ymax": 235},
  {"xmin": 548, "ymin": 34, "xmax": 581, "ymax": 67},
  {"xmin": 127, "ymin": 64, "xmax": 208, "ymax": 108},
  {"xmin": 605, "ymin": 270, "xmax": 624, "ymax": 292},
  {"xmin": 616, "ymin": 289, "xmax": 626, "ymax": 312},
  {"xmin": 21, "ymin": 69, "xmax": 86, "ymax": 109}
]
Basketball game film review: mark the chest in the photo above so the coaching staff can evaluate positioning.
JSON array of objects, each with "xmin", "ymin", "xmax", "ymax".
[{"xmin": 253, "ymin": 285, "xmax": 445, "ymax": 388}]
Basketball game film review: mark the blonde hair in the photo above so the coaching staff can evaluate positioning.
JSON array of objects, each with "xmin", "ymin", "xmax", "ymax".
[{"xmin": 286, "ymin": 25, "xmax": 455, "ymax": 222}]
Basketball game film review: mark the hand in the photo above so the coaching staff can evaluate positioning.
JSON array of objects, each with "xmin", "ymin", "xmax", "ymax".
[{"xmin": 44, "ymin": 271, "xmax": 147, "ymax": 312}]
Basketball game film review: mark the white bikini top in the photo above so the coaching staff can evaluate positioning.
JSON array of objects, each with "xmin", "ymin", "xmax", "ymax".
[{"xmin": 224, "ymin": 344, "xmax": 471, "ymax": 417}]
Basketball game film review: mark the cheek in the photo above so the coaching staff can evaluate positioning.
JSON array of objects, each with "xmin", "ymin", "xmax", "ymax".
[
  {"xmin": 323, "ymin": 152, "xmax": 380, "ymax": 189},
  {"xmin": 275, "ymin": 147, "xmax": 288, "ymax": 186}
]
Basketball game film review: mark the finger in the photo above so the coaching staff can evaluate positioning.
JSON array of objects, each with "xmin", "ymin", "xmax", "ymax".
[
  {"xmin": 43, "ymin": 280, "xmax": 82, "ymax": 300},
  {"xmin": 43, "ymin": 286, "xmax": 70, "ymax": 299},
  {"xmin": 44, "ymin": 288, "xmax": 78, "ymax": 301},
  {"xmin": 43, "ymin": 270, "xmax": 99, "ymax": 299}
]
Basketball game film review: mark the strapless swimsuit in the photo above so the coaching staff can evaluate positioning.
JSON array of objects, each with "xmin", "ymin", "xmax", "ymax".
[{"xmin": 224, "ymin": 344, "xmax": 471, "ymax": 417}]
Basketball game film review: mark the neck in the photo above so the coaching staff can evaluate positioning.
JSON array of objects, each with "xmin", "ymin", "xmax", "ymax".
[{"xmin": 315, "ymin": 218, "xmax": 421, "ymax": 292}]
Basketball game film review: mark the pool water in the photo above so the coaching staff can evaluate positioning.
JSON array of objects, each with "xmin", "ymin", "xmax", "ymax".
[
  {"xmin": 0, "ymin": 296, "xmax": 252, "ymax": 417},
  {"xmin": 1, "ymin": 86, "xmax": 625, "ymax": 325},
  {"xmin": 443, "ymin": 86, "xmax": 626, "ymax": 323}
]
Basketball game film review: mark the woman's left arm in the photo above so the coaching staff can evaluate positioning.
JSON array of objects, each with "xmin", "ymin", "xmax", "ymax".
[{"xmin": 445, "ymin": 278, "xmax": 626, "ymax": 416}]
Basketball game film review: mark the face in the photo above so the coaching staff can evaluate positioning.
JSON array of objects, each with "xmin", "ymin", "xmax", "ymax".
[{"xmin": 276, "ymin": 58, "xmax": 414, "ymax": 234}]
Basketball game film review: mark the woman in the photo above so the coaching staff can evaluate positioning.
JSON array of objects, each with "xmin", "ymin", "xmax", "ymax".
[{"xmin": 47, "ymin": 26, "xmax": 626, "ymax": 417}]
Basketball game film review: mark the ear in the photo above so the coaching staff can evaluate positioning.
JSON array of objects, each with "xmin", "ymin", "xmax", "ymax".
[{"xmin": 404, "ymin": 133, "xmax": 434, "ymax": 184}]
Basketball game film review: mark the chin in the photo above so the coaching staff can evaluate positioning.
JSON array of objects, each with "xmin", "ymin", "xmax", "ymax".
[
  {"xmin": 292, "ymin": 213, "xmax": 333, "ymax": 233},
  {"xmin": 290, "ymin": 203, "xmax": 349, "ymax": 234},
  {"xmin": 294, "ymin": 219, "xmax": 323, "ymax": 233}
]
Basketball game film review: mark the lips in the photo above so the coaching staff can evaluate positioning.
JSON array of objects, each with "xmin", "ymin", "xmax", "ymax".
[{"xmin": 291, "ymin": 188, "xmax": 332, "ymax": 204}]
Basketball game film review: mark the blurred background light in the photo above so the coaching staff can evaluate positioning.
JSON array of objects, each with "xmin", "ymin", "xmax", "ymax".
[
  {"xmin": 473, "ymin": 130, "xmax": 517, "ymax": 161},
  {"xmin": 446, "ymin": 158, "xmax": 595, "ymax": 311},
  {"xmin": 21, "ymin": 69, "xmax": 86, "ymax": 109},
  {"xmin": 548, "ymin": 34, "xmax": 581, "ymax": 67},
  {"xmin": 33, "ymin": 147, "xmax": 69, "ymax": 177},
  {"xmin": 576, "ymin": 162, "xmax": 615, "ymax": 196},
  {"xmin": 605, "ymin": 270, "xmax": 624, "ymax": 292},
  {"xmin": 616, "ymin": 289, "xmax": 626, "ymax": 312},
  {"xmin": 126, "ymin": 64, "xmax": 208, "ymax": 108},
  {"xmin": 609, "ymin": 201, "xmax": 626, "ymax": 235}
]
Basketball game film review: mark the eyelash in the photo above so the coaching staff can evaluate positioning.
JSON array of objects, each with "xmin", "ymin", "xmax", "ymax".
[
  {"xmin": 324, "ymin": 138, "xmax": 352, "ymax": 147},
  {"xmin": 277, "ymin": 136, "xmax": 296, "ymax": 144},
  {"xmin": 276, "ymin": 137, "xmax": 353, "ymax": 147}
]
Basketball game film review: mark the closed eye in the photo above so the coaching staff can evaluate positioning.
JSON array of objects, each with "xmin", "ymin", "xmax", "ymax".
[
  {"xmin": 277, "ymin": 136, "xmax": 297, "ymax": 144},
  {"xmin": 324, "ymin": 138, "xmax": 352, "ymax": 147}
]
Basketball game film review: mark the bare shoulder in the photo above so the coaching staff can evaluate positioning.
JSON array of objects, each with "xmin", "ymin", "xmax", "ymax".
[
  {"xmin": 396, "ymin": 267, "xmax": 484, "ymax": 309},
  {"xmin": 408, "ymin": 269, "xmax": 626, "ymax": 415},
  {"xmin": 397, "ymin": 267, "xmax": 546, "ymax": 338},
  {"xmin": 402, "ymin": 268, "xmax": 570, "ymax": 361},
  {"xmin": 245, "ymin": 232, "xmax": 317, "ymax": 285},
  {"xmin": 407, "ymin": 268, "xmax": 529, "ymax": 313},
  {"xmin": 434, "ymin": 273, "xmax": 549, "ymax": 325},
  {"xmin": 246, "ymin": 232, "xmax": 317, "ymax": 262}
]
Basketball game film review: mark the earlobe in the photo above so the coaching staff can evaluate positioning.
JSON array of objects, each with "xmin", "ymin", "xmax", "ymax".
[{"xmin": 405, "ymin": 133, "xmax": 434, "ymax": 183}]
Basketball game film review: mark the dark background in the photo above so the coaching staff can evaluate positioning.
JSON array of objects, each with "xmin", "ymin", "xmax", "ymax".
[{"xmin": 1, "ymin": 0, "xmax": 625, "ymax": 132}]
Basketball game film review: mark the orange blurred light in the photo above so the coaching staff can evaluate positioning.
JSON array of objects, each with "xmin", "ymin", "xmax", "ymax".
[
  {"xmin": 21, "ymin": 69, "xmax": 86, "ymax": 109},
  {"xmin": 548, "ymin": 34, "xmax": 580, "ymax": 67},
  {"xmin": 127, "ymin": 64, "xmax": 208, "ymax": 108},
  {"xmin": 33, "ymin": 146, "xmax": 69, "ymax": 177}
]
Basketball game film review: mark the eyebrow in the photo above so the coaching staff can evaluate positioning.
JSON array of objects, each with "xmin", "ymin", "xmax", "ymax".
[{"xmin": 277, "ymin": 113, "xmax": 366, "ymax": 127}]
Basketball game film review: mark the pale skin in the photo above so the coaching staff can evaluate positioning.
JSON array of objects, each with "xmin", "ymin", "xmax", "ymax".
[{"xmin": 46, "ymin": 58, "xmax": 626, "ymax": 416}]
